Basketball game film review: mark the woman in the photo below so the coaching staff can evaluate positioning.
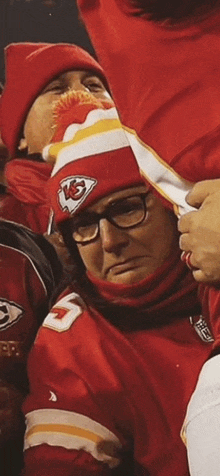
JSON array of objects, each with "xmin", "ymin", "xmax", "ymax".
[{"xmin": 23, "ymin": 91, "xmax": 212, "ymax": 476}]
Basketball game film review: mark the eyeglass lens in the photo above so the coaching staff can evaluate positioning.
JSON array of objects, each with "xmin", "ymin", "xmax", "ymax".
[{"xmin": 72, "ymin": 194, "xmax": 147, "ymax": 243}]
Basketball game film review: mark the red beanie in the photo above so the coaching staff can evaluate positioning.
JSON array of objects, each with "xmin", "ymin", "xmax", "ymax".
[
  {"xmin": 44, "ymin": 90, "xmax": 147, "ymax": 224},
  {"xmin": 0, "ymin": 42, "xmax": 106, "ymax": 157}
]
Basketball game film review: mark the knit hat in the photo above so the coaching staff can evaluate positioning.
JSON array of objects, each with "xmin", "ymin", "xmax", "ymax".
[
  {"xmin": 0, "ymin": 42, "xmax": 106, "ymax": 157},
  {"xmin": 43, "ymin": 90, "xmax": 147, "ymax": 224}
]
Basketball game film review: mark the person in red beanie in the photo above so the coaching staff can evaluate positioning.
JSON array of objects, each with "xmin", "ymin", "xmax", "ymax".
[
  {"xmin": 0, "ymin": 43, "xmax": 110, "ymax": 476},
  {"xmin": 0, "ymin": 41, "xmax": 111, "ymax": 234},
  {"xmin": 21, "ymin": 90, "xmax": 213, "ymax": 476}
]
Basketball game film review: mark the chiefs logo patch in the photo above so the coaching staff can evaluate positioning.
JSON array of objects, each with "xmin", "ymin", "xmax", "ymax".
[
  {"xmin": 0, "ymin": 299, "xmax": 24, "ymax": 331},
  {"xmin": 58, "ymin": 176, "xmax": 97, "ymax": 215}
]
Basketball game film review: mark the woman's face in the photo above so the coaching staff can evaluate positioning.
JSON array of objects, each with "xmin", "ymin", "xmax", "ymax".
[
  {"xmin": 22, "ymin": 70, "xmax": 112, "ymax": 154},
  {"xmin": 76, "ymin": 185, "xmax": 179, "ymax": 285}
]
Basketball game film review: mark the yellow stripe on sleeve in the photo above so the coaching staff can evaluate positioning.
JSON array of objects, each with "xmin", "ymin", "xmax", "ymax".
[{"xmin": 24, "ymin": 409, "xmax": 122, "ymax": 468}]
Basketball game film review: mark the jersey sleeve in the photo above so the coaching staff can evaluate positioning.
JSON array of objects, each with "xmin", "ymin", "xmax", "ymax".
[
  {"xmin": 24, "ymin": 445, "xmax": 111, "ymax": 476},
  {"xmin": 182, "ymin": 355, "xmax": 220, "ymax": 476},
  {"xmin": 23, "ymin": 293, "xmax": 130, "ymax": 476}
]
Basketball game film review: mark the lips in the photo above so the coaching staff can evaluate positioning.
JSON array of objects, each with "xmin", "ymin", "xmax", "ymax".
[{"xmin": 106, "ymin": 256, "xmax": 146, "ymax": 276}]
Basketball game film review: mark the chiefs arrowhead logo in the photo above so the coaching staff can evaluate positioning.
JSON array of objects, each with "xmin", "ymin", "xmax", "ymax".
[
  {"xmin": 0, "ymin": 299, "xmax": 24, "ymax": 331},
  {"xmin": 58, "ymin": 176, "xmax": 97, "ymax": 214}
]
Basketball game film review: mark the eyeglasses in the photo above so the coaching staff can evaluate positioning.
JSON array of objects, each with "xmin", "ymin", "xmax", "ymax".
[{"xmin": 72, "ymin": 193, "xmax": 149, "ymax": 244}]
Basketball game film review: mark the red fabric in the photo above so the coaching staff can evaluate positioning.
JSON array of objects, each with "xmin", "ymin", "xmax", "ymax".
[
  {"xmin": 0, "ymin": 241, "xmax": 47, "ymax": 426},
  {"xmin": 23, "ymin": 287, "xmax": 211, "ymax": 475},
  {"xmin": 88, "ymin": 248, "xmax": 199, "ymax": 318},
  {"xmin": 1, "ymin": 159, "xmax": 52, "ymax": 233},
  {"xmin": 198, "ymin": 284, "xmax": 220, "ymax": 351},
  {"xmin": 0, "ymin": 42, "xmax": 105, "ymax": 157},
  {"xmin": 77, "ymin": 1, "xmax": 220, "ymax": 183},
  {"xmin": 0, "ymin": 245, "xmax": 46, "ymax": 358},
  {"xmin": 77, "ymin": 0, "xmax": 220, "ymax": 351},
  {"xmin": 24, "ymin": 446, "xmax": 109, "ymax": 476}
]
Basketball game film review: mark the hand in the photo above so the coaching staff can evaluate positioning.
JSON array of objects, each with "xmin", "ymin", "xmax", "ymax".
[{"xmin": 178, "ymin": 179, "xmax": 220, "ymax": 283}]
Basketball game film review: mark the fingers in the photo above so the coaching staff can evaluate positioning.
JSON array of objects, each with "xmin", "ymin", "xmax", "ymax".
[
  {"xmin": 186, "ymin": 179, "xmax": 220, "ymax": 208},
  {"xmin": 178, "ymin": 211, "xmax": 196, "ymax": 234},
  {"xmin": 178, "ymin": 180, "xmax": 220, "ymax": 284},
  {"xmin": 191, "ymin": 268, "xmax": 207, "ymax": 282},
  {"xmin": 192, "ymin": 268, "xmax": 218, "ymax": 283},
  {"xmin": 179, "ymin": 233, "xmax": 189, "ymax": 252}
]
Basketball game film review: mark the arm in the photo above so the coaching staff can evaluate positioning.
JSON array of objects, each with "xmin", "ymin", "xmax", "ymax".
[{"xmin": 24, "ymin": 445, "xmax": 112, "ymax": 476}]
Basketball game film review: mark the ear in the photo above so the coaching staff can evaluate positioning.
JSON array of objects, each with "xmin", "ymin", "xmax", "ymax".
[{"xmin": 18, "ymin": 137, "xmax": 28, "ymax": 151}]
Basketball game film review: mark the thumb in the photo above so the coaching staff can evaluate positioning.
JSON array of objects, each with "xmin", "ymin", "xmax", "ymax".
[{"xmin": 186, "ymin": 180, "xmax": 217, "ymax": 209}]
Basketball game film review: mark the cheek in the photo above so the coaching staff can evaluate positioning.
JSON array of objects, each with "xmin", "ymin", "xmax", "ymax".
[
  {"xmin": 24, "ymin": 97, "xmax": 57, "ymax": 152},
  {"xmin": 78, "ymin": 243, "xmax": 104, "ymax": 277},
  {"xmin": 32, "ymin": 98, "xmax": 55, "ymax": 130},
  {"xmin": 136, "ymin": 212, "xmax": 178, "ymax": 262},
  {"xmin": 150, "ymin": 215, "xmax": 178, "ymax": 260},
  {"xmin": 93, "ymin": 90, "xmax": 113, "ymax": 102}
]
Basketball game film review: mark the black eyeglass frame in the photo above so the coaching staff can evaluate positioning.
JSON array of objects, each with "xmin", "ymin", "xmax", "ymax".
[{"xmin": 72, "ymin": 193, "xmax": 149, "ymax": 244}]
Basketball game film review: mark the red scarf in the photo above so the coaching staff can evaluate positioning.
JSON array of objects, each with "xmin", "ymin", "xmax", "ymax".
[{"xmin": 87, "ymin": 249, "xmax": 201, "ymax": 329}]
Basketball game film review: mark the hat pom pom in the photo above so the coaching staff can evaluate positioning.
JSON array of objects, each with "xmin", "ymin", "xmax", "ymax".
[{"xmin": 52, "ymin": 90, "xmax": 113, "ymax": 142}]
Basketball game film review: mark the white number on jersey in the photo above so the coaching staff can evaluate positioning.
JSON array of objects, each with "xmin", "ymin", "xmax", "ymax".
[{"xmin": 43, "ymin": 293, "xmax": 84, "ymax": 332}]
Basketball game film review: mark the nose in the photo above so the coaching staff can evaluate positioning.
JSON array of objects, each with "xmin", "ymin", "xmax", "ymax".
[
  {"xmin": 99, "ymin": 219, "xmax": 129, "ymax": 254},
  {"xmin": 67, "ymin": 80, "xmax": 83, "ymax": 93}
]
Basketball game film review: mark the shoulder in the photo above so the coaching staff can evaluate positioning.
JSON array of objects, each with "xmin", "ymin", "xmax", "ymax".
[
  {"xmin": 42, "ymin": 292, "xmax": 86, "ymax": 333},
  {"xmin": 27, "ymin": 292, "xmax": 100, "ymax": 383}
]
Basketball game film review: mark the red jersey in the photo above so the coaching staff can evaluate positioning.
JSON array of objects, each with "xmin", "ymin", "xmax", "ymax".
[
  {"xmin": 0, "ymin": 220, "xmax": 62, "ymax": 385},
  {"xmin": 23, "ymin": 291, "xmax": 211, "ymax": 476}
]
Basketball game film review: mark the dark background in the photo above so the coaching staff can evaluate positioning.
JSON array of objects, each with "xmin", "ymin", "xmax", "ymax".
[{"xmin": 0, "ymin": 0, "xmax": 94, "ymax": 84}]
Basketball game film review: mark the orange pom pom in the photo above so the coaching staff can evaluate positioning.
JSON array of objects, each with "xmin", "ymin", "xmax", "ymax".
[{"xmin": 52, "ymin": 90, "xmax": 113, "ymax": 142}]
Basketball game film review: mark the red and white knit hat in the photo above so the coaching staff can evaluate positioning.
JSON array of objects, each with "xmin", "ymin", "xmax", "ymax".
[
  {"xmin": 0, "ymin": 42, "xmax": 106, "ymax": 157},
  {"xmin": 44, "ymin": 90, "xmax": 147, "ymax": 224}
]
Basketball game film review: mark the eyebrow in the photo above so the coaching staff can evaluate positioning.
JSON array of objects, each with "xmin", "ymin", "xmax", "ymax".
[
  {"xmin": 79, "ymin": 193, "xmax": 148, "ymax": 218},
  {"xmin": 41, "ymin": 76, "xmax": 66, "ymax": 94}
]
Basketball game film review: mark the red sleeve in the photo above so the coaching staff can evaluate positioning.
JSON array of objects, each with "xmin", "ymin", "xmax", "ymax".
[
  {"xmin": 77, "ymin": 1, "xmax": 220, "ymax": 185},
  {"xmin": 24, "ymin": 446, "xmax": 110, "ymax": 476},
  {"xmin": 0, "ymin": 246, "xmax": 46, "ymax": 355}
]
